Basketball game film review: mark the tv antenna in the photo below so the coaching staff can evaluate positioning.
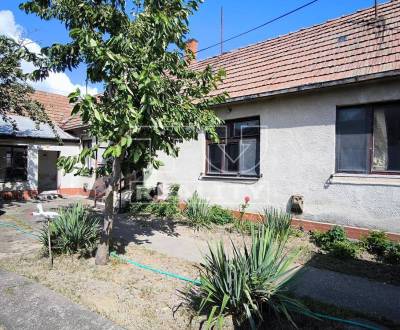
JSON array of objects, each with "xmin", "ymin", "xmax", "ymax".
[{"xmin": 220, "ymin": 6, "xmax": 224, "ymax": 54}]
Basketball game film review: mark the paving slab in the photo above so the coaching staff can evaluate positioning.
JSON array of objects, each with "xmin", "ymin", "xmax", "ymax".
[{"xmin": 0, "ymin": 270, "xmax": 123, "ymax": 330}]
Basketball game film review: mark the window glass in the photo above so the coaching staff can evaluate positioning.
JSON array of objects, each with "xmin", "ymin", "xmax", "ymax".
[
  {"xmin": 240, "ymin": 139, "xmax": 258, "ymax": 176},
  {"xmin": 233, "ymin": 120, "xmax": 259, "ymax": 137},
  {"xmin": 224, "ymin": 142, "xmax": 239, "ymax": 173},
  {"xmin": 336, "ymin": 108, "xmax": 370, "ymax": 173},
  {"xmin": 373, "ymin": 104, "xmax": 400, "ymax": 172},
  {"xmin": 208, "ymin": 144, "xmax": 223, "ymax": 173},
  {"xmin": 82, "ymin": 139, "xmax": 92, "ymax": 168},
  {"xmin": 0, "ymin": 146, "xmax": 27, "ymax": 182}
]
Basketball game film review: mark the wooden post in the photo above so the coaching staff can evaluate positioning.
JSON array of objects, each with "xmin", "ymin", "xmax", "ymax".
[{"xmin": 47, "ymin": 217, "xmax": 53, "ymax": 269}]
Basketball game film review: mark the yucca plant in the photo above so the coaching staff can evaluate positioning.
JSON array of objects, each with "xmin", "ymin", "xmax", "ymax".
[
  {"xmin": 263, "ymin": 207, "xmax": 292, "ymax": 240},
  {"xmin": 39, "ymin": 203, "xmax": 100, "ymax": 255},
  {"xmin": 184, "ymin": 191, "xmax": 212, "ymax": 229},
  {"xmin": 190, "ymin": 225, "xmax": 305, "ymax": 329}
]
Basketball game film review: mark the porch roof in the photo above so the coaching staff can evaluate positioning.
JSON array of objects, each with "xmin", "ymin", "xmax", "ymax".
[{"xmin": 0, "ymin": 115, "xmax": 78, "ymax": 141}]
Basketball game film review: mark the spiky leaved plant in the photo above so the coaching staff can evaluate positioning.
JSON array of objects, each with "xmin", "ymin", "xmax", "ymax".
[
  {"xmin": 184, "ymin": 191, "xmax": 212, "ymax": 230},
  {"xmin": 190, "ymin": 224, "xmax": 305, "ymax": 329},
  {"xmin": 263, "ymin": 207, "xmax": 292, "ymax": 240},
  {"xmin": 39, "ymin": 203, "xmax": 100, "ymax": 256}
]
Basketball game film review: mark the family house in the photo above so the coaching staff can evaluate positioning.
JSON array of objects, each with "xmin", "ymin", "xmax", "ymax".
[
  {"xmin": 0, "ymin": 91, "xmax": 98, "ymax": 199},
  {"xmin": 145, "ymin": 1, "xmax": 400, "ymax": 233}
]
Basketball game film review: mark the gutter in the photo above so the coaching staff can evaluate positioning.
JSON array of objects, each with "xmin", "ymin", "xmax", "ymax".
[
  {"xmin": 216, "ymin": 70, "xmax": 400, "ymax": 107},
  {"xmin": 0, "ymin": 134, "xmax": 79, "ymax": 143}
]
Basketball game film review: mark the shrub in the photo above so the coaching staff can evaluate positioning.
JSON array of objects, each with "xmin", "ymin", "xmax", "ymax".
[
  {"xmin": 39, "ymin": 203, "xmax": 100, "ymax": 255},
  {"xmin": 190, "ymin": 225, "xmax": 305, "ymax": 329},
  {"xmin": 384, "ymin": 243, "xmax": 400, "ymax": 265},
  {"xmin": 208, "ymin": 205, "xmax": 235, "ymax": 225},
  {"xmin": 131, "ymin": 184, "xmax": 181, "ymax": 219},
  {"xmin": 146, "ymin": 200, "xmax": 180, "ymax": 218},
  {"xmin": 310, "ymin": 226, "xmax": 346, "ymax": 250},
  {"xmin": 329, "ymin": 241, "xmax": 360, "ymax": 259},
  {"xmin": 130, "ymin": 201, "xmax": 151, "ymax": 215},
  {"xmin": 184, "ymin": 191, "xmax": 212, "ymax": 229},
  {"xmin": 362, "ymin": 231, "xmax": 391, "ymax": 257}
]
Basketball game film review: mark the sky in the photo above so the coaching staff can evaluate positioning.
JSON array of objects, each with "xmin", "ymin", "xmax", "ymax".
[{"xmin": 0, "ymin": 0, "xmax": 388, "ymax": 95}]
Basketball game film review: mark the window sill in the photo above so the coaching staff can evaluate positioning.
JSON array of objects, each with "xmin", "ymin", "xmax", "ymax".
[
  {"xmin": 199, "ymin": 174, "xmax": 261, "ymax": 182},
  {"xmin": 330, "ymin": 173, "xmax": 400, "ymax": 186}
]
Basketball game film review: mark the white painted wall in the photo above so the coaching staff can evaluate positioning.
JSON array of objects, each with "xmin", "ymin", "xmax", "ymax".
[
  {"xmin": 0, "ymin": 139, "xmax": 95, "ymax": 193},
  {"xmin": 145, "ymin": 80, "xmax": 400, "ymax": 232}
]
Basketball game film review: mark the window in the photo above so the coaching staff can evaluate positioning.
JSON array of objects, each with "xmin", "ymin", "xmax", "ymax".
[
  {"xmin": 336, "ymin": 102, "xmax": 400, "ymax": 174},
  {"xmin": 206, "ymin": 117, "xmax": 260, "ymax": 177},
  {"xmin": 0, "ymin": 146, "xmax": 27, "ymax": 182},
  {"xmin": 82, "ymin": 139, "xmax": 93, "ymax": 169}
]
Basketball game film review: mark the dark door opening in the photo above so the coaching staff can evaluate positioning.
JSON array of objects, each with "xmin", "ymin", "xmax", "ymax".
[{"xmin": 38, "ymin": 150, "xmax": 59, "ymax": 193}]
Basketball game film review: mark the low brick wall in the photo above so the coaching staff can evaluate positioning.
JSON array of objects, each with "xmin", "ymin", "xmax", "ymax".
[
  {"xmin": 58, "ymin": 188, "xmax": 96, "ymax": 198},
  {"xmin": 179, "ymin": 201, "xmax": 400, "ymax": 242},
  {"xmin": 0, "ymin": 190, "xmax": 38, "ymax": 200}
]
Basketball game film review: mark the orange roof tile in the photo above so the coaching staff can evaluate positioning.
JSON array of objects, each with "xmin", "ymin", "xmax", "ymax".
[
  {"xmin": 31, "ymin": 90, "xmax": 73, "ymax": 126},
  {"xmin": 191, "ymin": 1, "xmax": 400, "ymax": 101}
]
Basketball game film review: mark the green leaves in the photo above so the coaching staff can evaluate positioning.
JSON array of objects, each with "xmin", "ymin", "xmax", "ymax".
[
  {"xmin": 191, "ymin": 224, "xmax": 304, "ymax": 329},
  {"xmin": 22, "ymin": 0, "xmax": 226, "ymax": 177},
  {"xmin": 0, "ymin": 35, "xmax": 52, "ymax": 130}
]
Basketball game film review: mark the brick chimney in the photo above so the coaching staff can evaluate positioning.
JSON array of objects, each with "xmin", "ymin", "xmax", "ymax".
[{"xmin": 185, "ymin": 38, "xmax": 198, "ymax": 63}]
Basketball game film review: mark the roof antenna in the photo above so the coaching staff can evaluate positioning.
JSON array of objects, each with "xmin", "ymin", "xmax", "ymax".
[
  {"xmin": 220, "ymin": 6, "xmax": 224, "ymax": 54},
  {"xmin": 374, "ymin": 0, "xmax": 378, "ymax": 20}
]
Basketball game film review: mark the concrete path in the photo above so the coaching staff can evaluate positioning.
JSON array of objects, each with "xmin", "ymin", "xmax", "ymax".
[
  {"xmin": 293, "ymin": 267, "xmax": 400, "ymax": 323},
  {"xmin": 0, "ymin": 270, "xmax": 123, "ymax": 330}
]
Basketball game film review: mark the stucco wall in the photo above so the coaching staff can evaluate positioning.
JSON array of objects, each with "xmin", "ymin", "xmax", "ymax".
[
  {"xmin": 0, "ymin": 139, "xmax": 95, "ymax": 194},
  {"xmin": 145, "ymin": 79, "xmax": 400, "ymax": 232}
]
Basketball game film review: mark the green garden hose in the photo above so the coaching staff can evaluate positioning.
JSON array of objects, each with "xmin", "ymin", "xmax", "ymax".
[
  {"xmin": 0, "ymin": 221, "xmax": 37, "ymax": 238},
  {"xmin": 0, "ymin": 220, "xmax": 384, "ymax": 330},
  {"xmin": 110, "ymin": 252, "xmax": 382, "ymax": 330},
  {"xmin": 110, "ymin": 251, "xmax": 201, "ymax": 285}
]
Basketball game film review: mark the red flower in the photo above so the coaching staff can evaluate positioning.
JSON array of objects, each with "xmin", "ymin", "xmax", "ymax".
[{"xmin": 244, "ymin": 196, "xmax": 250, "ymax": 203}]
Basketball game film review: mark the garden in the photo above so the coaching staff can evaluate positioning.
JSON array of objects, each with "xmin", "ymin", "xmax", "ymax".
[{"xmin": 1, "ymin": 187, "xmax": 399, "ymax": 329}]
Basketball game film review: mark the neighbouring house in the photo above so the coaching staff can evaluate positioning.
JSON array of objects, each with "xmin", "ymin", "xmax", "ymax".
[
  {"xmin": 0, "ymin": 91, "xmax": 100, "ymax": 199},
  {"xmin": 145, "ymin": 1, "xmax": 400, "ymax": 233}
]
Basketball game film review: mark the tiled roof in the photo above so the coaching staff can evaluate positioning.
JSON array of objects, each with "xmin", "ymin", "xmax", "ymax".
[
  {"xmin": 61, "ymin": 115, "xmax": 84, "ymax": 131},
  {"xmin": 31, "ymin": 90, "xmax": 73, "ymax": 126},
  {"xmin": 31, "ymin": 90, "xmax": 85, "ymax": 131},
  {"xmin": 191, "ymin": 0, "xmax": 400, "ymax": 101}
]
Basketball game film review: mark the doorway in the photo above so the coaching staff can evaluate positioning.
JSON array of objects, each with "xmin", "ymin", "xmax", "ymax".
[{"xmin": 38, "ymin": 150, "xmax": 59, "ymax": 192}]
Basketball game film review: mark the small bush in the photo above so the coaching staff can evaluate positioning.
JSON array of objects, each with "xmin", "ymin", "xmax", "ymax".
[
  {"xmin": 329, "ymin": 241, "xmax": 360, "ymax": 259},
  {"xmin": 189, "ymin": 225, "xmax": 305, "ymax": 329},
  {"xmin": 146, "ymin": 200, "xmax": 180, "ymax": 218},
  {"xmin": 39, "ymin": 203, "xmax": 100, "ymax": 256},
  {"xmin": 184, "ymin": 191, "xmax": 211, "ymax": 229},
  {"xmin": 310, "ymin": 226, "xmax": 346, "ymax": 249},
  {"xmin": 384, "ymin": 243, "xmax": 400, "ymax": 265},
  {"xmin": 362, "ymin": 231, "xmax": 391, "ymax": 257},
  {"xmin": 131, "ymin": 184, "xmax": 181, "ymax": 219},
  {"xmin": 208, "ymin": 205, "xmax": 235, "ymax": 225},
  {"xmin": 130, "ymin": 201, "xmax": 151, "ymax": 215}
]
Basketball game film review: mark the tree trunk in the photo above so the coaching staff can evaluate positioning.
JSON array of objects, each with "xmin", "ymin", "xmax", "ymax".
[{"xmin": 95, "ymin": 156, "xmax": 122, "ymax": 265}]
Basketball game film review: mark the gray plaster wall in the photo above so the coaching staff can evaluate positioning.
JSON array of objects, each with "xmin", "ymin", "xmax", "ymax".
[
  {"xmin": 145, "ymin": 79, "xmax": 400, "ymax": 232},
  {"xmin": 0, "ymin": 139, "xmax": 95, "ymax": 193}
]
